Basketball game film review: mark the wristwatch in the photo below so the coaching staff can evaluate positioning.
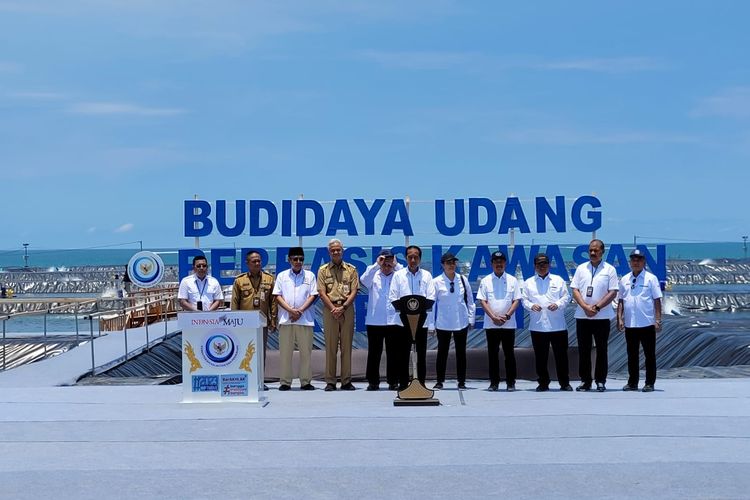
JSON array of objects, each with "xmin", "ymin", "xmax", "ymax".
[{"xmin": 593, "ymin": 305, "xmax": 601, "ymax": 312}]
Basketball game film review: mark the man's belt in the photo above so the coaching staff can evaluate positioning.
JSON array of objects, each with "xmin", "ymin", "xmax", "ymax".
[{"xmin": 333, "ymin": 300, "xmax": 345, "ymax": 306}]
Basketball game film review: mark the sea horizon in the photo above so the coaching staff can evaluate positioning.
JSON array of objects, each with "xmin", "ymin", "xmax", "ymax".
[{"xmin": 1, "ymin": 241, "xmax": 748, "ymax": 269}]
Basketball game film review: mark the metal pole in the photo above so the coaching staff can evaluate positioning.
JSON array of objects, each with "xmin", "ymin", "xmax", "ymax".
[
  {"xmin": 2, "ymin": 319, "xmax": 6, "ymax": 371},
  {"xmin": 298, "ymin": 193, "xmax": 304, "ymax": 248},
  {"xmin": 43, "ymin": 310, "xmax": 48, "ymax": 358},
  {"xmin": 144, "ymin": 302, "xmax": 150, "ymax": 351},
  {"xmin": 405, "ymin": 196, "xmax": 410, "ymax": 247},
  {"xmin": 89, "ymin": 316, "xmax": 95, "ymax": 374},
  {"xmin": 123, "ymin": 310, "xmax": 129, "ymax": 360},
  {"xmin": 194, "ymin": 194, "xmax": 200, "ymax": 249},
  {"xmin": 591, "ymin": 192, "xmax": 597, "ymax": 240},
  {"xmin": 74, "ymin": 303, "xmax": 80, "ymax": 342},
  {"xmin": 509, "ymin": 194, "xmax": 515, "ymax": 250},
  {"xmin": 163, "ymin": 298, "xmax": 168, "ymax": 340}
]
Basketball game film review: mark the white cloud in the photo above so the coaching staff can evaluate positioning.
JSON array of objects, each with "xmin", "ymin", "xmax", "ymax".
[
  {"xmin": 533, "ymin": 57, "xmax": 666, "ymax": 73},
  {"xmin": 114, "ymin": 223, "xmax": 134, "ymax": 233},
  {"xmin": 7, "ymin": 91, "xmax": 66, "ymax": 100},
  {"xmin": 496, "ymin": 128, "xmax": 698, "ymax": 145},
  {"xmin": 358, "ymin": 51, "xmax": 665, "ymax": 74},
  {"xmin": 692, "ymin": 86, "xmax": 750, "ymax": 119},
  {"xmin": 358, "ymin": 50, "xmax": 483, "ymax": 70},
  {"xmin": 0, "ymin": 61, "xmax": 21, "ymax": 73},
  {"xmin": 68, "ymin": 102, "xmax": 186, "ymax": 116}
]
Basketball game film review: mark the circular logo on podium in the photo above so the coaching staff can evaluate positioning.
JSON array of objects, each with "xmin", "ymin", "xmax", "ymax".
[
  {"xmin": 127, "ymin": 251, "xmax": 165, "ymax": 288},
  {"xmin": 406, "ymin": 297, "xmax": 420, "ymax": 312},
  {"xmin": 201, "ymin": 331, "xmax": 238, "ymax": 367}
]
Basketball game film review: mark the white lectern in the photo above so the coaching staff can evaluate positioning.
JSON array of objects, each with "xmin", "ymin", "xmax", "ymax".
[{"xmin": 179, "ymin": 311, "xmax": 266, "ymax": 403}]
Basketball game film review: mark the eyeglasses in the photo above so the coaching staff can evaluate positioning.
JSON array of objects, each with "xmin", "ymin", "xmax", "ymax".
[
  {"xmin": 291, "ymin": 257, "xmax": 304, "ymax": 262},
  {"xmin": 195, "ymin": 264, "xmax": 207, "ymax": 268},
  {"xmin": 450, "ymin": 281, "xmax": 455, "ymax": 293},
  {"xmin": 632, "ymin": 278, "xmax": 637, "ymax": 286}
]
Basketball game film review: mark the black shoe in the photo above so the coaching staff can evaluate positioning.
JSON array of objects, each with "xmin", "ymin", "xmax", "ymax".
[
  {"xmin": 263, "ymin": 384, "xmax": 269, "ymax": 391},
  {"xmin": 324, "ymin": 383, "xmax": 336, "ymax": 392},
  {"xmin": 576, "ymin": 383, "xmax": 592, "ymax": 392},
  {"xmin": 388, "ymin": 383, "xmax": 398, "ymax": 391},
  {"xmin": 278, "ymin": 384, "xmax": 291, "ymax": 391},
  {"xmin": 560, "ymin": 385, "xmax": 573, "ymax": 391},
  {"xmin": 506, "ymin": 384, "xmax": 516, "ymax": 392},
  {"xmin": 340, "ymin": 382, "xmax": 356, "ymax": 391},
  {"xmin": 366, "ymin": 384, "xmax": 379, "ymax": 391},
  {"xmin": 488, "ymin": 383, "xmax": 499, "ymax": 391},
  {"xmin": 642, "ymin": 384, "xmax": 655, "ymax": 392},
  {"xmin": 458, "ymin": 382, "xmax": 467, "ymax": 390},
  {"xmin": 535, "ymin": 385, "xmax": 549, "ymax": 392},
  {"xmin": 623, "ymin": 384, "xmax": 638, "ymax": 391},
  {"xmin": 300, "ymin": 383, "xmax": 315, "ymax": 391},
  {"xmin": 596, "ymin": 383, "xmax": 606, "ymax": 392},
  {"xmin": 433, "ymin": 382, "xmax": 444, "ymax": 390}
]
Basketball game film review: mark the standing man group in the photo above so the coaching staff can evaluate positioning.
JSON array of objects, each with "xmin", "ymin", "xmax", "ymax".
[
  {"xmin": 571, "ymin": 239, "xmax": 619, "ymax": 392},
  {"xmin": 317, "ymin": 239, "xmax": 360, "ymax": 391},
  {"xmin": 182, "ymin": 239, "xmax": 663, "ymax": 393}
]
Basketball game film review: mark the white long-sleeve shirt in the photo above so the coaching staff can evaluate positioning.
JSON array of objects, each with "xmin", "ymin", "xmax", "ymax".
[
  {"xmin": 522, "ymin": 273, "xmax": 569, "ymax": 332},
  {"xmin": 388, "ymin": 267, "xmax": 435, "ymax": 302},
  {"xmin": 360, "ymin": 262, "xmax": 403, "ymax": 326}
]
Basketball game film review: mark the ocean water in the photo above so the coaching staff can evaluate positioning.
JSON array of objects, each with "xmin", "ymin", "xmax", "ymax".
[{"xmin": 0, "ymin": 242, "xmax": 748, "ymax": 270}]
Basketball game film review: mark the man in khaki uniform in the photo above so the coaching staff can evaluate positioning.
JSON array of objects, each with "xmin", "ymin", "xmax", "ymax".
[
  {"xmin": 317, "ymin": 239, "xmax": 359, "ymax": 391},
  {"xmin": 231, "ymin": 250, "xmax": 277, "ymax": 389}
]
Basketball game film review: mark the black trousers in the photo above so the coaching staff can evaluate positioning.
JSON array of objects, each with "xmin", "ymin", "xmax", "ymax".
[
  {"xmin": 436, "ymin": 327, "xmax": 468, "ymax": 383},
  {"xmin": 400, "ymin": 326, "xmax": 427, "ymax": 385},
  {"xmin": 365, "ymin": 325, "xmax": 401, "ymax": 386},
  {"xmin": 486, "ymin": 328, "xmax": 516, "ymax": 385},
  {"xmin": 530, "ymin": 330, "xmax": 570, "ymax": 387},
  {"xmin": 625, "ymin": 326, "xmax": 657, "ymax": 386},
  {"xmin": 576, "ymin": 319, "xmax": 610, "ymax": 384}
]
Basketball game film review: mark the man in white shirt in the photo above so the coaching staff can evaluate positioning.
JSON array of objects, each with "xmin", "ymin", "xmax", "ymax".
[
  {"xmin": 522, "ymin": 253, "xmax": 573, "ymax": 392},
  {"xmin": 571, "ymin": 239, "xmax": 619, "ymax": 392},
  {"xmin": 388, "ymin": 245, "xmax": 436, "ymax": 386},
  {"xmin": 360, "ymin": 249, "xmax": 403, "ymax": 391},
  {"xmin": 477, "ymin": 251, "xmax": 521, "ymax": 392},
  {"xmin": 617, "ymin": 249, "xmax": 663, "ymax": 392},
  {"xmin": 272, "ymin": 247, "xmax": 319, "ymax": 391},
  {"xmin": 178, "ymin": 255, "xmax": 224, "ymax": 312},
  {"xmin": 428, "ymin": 252, "xmax": 476, "ymax": 390}
]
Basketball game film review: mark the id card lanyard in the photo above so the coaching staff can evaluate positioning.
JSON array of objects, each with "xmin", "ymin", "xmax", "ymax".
[
  {"xmin": 196, "ymin": 278, "xmax": 208, "ymax": 302},
  {"xmin": 586, "ymin": 263, "xmax": 599, "ymax": 298}
]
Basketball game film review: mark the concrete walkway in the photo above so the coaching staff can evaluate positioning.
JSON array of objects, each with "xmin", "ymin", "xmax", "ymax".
[{"xmin": 1, "ymin": 377, "xmax": 748, "ymax": 499}]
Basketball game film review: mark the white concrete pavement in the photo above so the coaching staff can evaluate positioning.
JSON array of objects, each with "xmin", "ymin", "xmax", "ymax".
[{"xmin": 1, "ymin": 377, "xmax": 749, "ymax": 499}]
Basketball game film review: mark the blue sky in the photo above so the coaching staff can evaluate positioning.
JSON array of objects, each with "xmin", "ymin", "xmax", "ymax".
[{"xmin": 2, "ymin": 1, "xmax": 749, "ymax": 252}]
